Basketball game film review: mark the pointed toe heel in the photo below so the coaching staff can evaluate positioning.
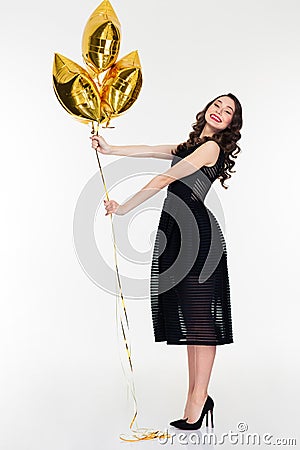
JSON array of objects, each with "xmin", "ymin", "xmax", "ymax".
[
  {"xmin": 169, "ymin": 418, "xmax": 188, "ymax": 427},
  {"xmin": 175, "ymin": 395, "xmax": 215, "ymax": 430}
]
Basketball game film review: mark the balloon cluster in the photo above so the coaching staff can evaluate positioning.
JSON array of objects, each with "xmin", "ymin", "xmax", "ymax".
[{"xmin": 52, "ymin": 0, "xmax": 143, "ymax": 128}]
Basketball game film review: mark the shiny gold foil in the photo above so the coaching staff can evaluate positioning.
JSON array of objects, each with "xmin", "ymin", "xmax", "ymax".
[
  {"xmin": 99, "ymin": 50, "xmax": 143, "ymax": 124},
  {"xmin": 52, "ymin": 53, "xmax": 102, "ymax": 122},
  {"xmin": 82, "ymin": 0, "xmax": 121, "ymax": 77}
]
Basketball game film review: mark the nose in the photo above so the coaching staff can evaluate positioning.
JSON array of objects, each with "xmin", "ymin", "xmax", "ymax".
[{"xmin": 212, "ymin": 110, "xmax": 221, "ymax": 120}]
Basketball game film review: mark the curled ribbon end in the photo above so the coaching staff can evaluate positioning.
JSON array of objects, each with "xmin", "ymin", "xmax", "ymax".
[{"xmin": 119, "ymin": 428, "xmax": 172, "ymax": 442}]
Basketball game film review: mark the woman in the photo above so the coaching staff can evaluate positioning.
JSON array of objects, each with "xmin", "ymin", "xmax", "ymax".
[{"xmin": 90, "ymin": 93, "xmax": 243, "ymax": 430}]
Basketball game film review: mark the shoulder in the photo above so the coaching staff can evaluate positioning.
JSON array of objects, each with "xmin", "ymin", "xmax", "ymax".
[
  {"xmin": 197, "ymin": 140, "xmax": 220, "ymax": 152},
  {"xmin": 191, "ymin": 140, "xmax": 221, "ymax": 164}
]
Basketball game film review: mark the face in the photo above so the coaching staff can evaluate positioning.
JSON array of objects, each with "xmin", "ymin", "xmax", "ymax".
[{"xmin": 205, "ymin": 96, "xmax": 236, "ymax": 131}]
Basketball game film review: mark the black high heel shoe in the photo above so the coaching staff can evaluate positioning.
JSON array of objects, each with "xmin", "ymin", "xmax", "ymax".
[{"xmin": 173, "ymin": 395, "xmax": 214, "ymax": 430}]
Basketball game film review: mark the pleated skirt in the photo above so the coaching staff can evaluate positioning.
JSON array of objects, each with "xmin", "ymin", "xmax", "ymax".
[{"xmin": 150, "ymin": 196, "xmax": 234, "ymax": 346}]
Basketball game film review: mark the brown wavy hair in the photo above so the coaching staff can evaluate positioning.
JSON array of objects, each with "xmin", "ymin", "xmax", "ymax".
[{"xmin": 171, "ymin": 93, "xmax": 243, "ymax": 189}]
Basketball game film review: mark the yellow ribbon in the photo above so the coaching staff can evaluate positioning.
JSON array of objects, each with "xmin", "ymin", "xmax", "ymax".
[{"xmin": 91, "ymin": 121, "xmax": 171, "ymax": 442}]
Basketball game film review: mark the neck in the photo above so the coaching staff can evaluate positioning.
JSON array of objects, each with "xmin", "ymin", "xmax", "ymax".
[{"xmin": 200, "ymin": 124, "xmax": 217, "ymax": 139}]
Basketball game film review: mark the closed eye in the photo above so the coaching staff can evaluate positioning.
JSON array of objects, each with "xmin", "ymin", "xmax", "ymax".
[{"xmin": 214, "ymin": 103, "xmax": 232, "ymax": 115}]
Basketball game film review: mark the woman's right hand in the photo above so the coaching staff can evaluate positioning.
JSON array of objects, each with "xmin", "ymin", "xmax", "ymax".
[{"xmin": 90, "ymin": 135, "xmax": 112, "ymax": 155}]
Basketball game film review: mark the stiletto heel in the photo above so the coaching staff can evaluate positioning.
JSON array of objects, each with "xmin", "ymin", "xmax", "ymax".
[
  {"xmin": 210, "ymin": 408, "xmax": 214, "ymax": 428},
  {"xmin": 173, "ymin": 395, "xmax": 215, "ymax": 430},
  {"xmin": 205, "ymin": 408, "xmax": 214, "ymax": 427}
]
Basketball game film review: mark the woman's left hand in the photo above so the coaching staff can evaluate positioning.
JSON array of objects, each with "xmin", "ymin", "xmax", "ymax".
[{"xmin": 104, "ymin": 199, "xmax": 126, "ymax": 216}]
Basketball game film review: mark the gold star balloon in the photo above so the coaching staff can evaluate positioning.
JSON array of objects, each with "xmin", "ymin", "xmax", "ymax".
[
  {"xmin": 52, "ymin": 53, "xmax": 102, "ymax": 122},
  {"xmin": 99, "ymin": 50, "xmax": 143, "ymax": 125},
  {"xmin": 82, "ymin": 0, "xmax": 121, "ymax": 80}
]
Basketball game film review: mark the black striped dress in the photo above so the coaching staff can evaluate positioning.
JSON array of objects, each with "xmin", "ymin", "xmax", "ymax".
[{"xmin": 150, "ymin": 145, "xmax": 234, "ymax": 345}]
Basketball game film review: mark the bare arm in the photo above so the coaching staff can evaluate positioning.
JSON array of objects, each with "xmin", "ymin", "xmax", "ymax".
[
  {"xmin": 90, "ymin": 135, "xmax": 177, "ymax": 159},
  {"xmin": 111, "ymin": 144, "xmax": 177, "ymax": 159},
  {"xmin": 152, "ymin": 140, "xmax": 221, "ymax": 188},
  {"xmin": 110, "ymin": 141, "xmax": 220, "ymax": 215}
]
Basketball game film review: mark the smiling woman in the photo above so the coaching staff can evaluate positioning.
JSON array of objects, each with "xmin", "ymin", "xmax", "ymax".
[
  {"xmin": 150, "ymin": 93, "xmax": 243, "ymax": 430},
  {"xmin": 90, "ymin": 92, "xmax": 243, "ymax": 430}
]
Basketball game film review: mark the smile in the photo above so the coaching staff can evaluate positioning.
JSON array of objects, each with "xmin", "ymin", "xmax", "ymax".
[{"xmin": 210, "ymin": 114, "xmax": 222, "ymax": 123}]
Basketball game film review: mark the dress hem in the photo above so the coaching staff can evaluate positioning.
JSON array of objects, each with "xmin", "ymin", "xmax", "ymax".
[{"xmin": 154, "ymin": 338, "xmax": 234, "ymax": 346}]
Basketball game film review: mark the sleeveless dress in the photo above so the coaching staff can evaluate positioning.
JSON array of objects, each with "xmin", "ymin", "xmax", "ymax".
[{"xmin": 150, "ymin": 144, "xmax": 234, "ymax": 345}]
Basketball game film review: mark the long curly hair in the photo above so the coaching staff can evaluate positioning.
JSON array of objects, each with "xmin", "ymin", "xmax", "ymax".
[{"xmin": 171, "ymin": 93, "xmax": 243, "ymax": 189}]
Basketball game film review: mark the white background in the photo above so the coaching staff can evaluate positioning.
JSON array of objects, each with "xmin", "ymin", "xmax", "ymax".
[{"xmin": 0, "ymin": 0, "xmax": 299, "ymax": 448}]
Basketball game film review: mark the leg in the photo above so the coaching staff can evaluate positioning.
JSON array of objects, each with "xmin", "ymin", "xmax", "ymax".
[
  {"xmin": 186, "ymin": 345, "xmax": 216, "ymax": 423},
  {"xmin": 182, "ymin": 345, "xmax": 196, "ymax": 418}
]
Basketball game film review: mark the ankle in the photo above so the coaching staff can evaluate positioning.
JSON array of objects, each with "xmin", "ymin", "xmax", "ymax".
[{"xmin": 191, "ymin": 390, "xmax": 208, "ymax": 402}]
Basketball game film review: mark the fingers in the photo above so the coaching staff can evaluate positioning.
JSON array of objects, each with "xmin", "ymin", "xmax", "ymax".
[
  {"xmin": 90, "ymin": 135, "xmax": 105, "ymax": 151},
  {"xmin": 103, "ymin": 199, "xmax": 120, "ymax": 216},
  {"xmin": 89, "ymin": 135, "xmax": 102, "ymax": 142},
  {"xmin": 90, "ymin": 138, "xmax": 100, "ymax": 150},
  {"xmin": 104, "ymin": 199, "xmax": 115, "ymax": 215}
]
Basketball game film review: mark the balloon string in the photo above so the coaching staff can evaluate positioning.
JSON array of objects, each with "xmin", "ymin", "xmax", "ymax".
[{"xmin": 90, "ymin": 122, "xmax": 171, "ymax": 442}]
